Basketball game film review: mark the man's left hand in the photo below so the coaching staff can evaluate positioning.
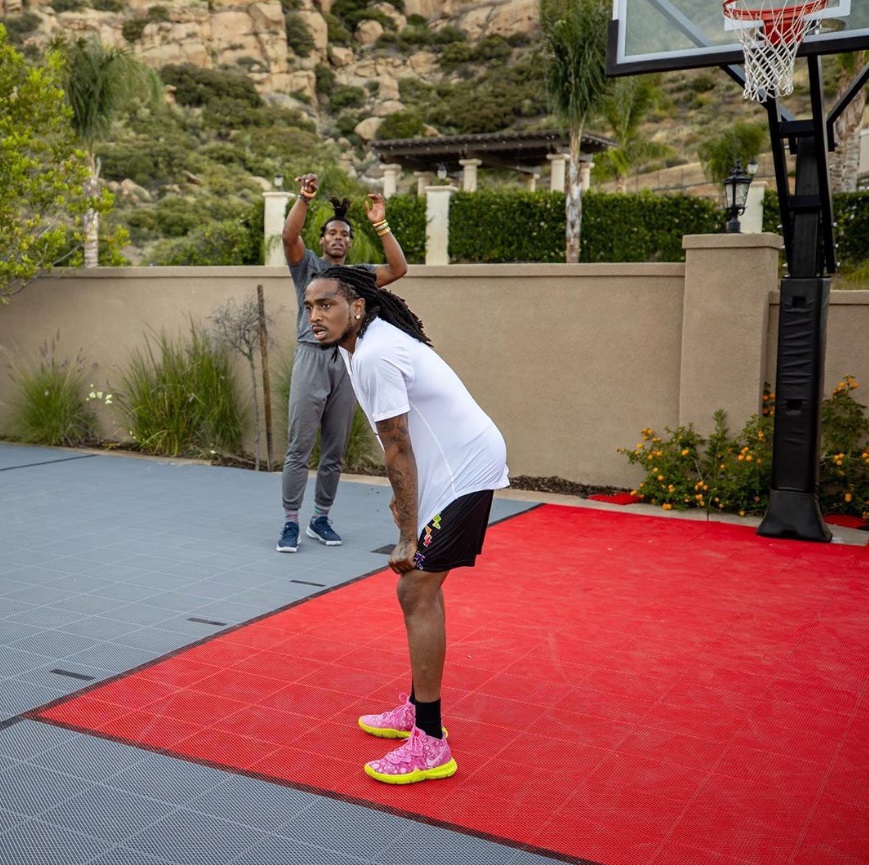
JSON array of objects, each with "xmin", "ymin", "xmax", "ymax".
[
  {"xmin": 364, "ymin": 193, "xmax": 386, "ymax": 224},
  {"xmin": 388, "ymin": 538, "xmax": 417, "ymax": 574}
]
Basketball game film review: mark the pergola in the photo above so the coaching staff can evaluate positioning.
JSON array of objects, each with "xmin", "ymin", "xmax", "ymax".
[{"xmin": 370, "ymin": 129, "xmax": 615, "ymax": 195}]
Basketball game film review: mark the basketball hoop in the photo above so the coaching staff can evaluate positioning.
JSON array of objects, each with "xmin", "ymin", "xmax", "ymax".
[{"xmin": 723, "ymin": 0, "xmax": 829, "ymax": 101}]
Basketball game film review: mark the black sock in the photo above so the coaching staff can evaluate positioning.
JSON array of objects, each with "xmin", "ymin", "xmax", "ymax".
[
  {"xmin": 414, "ymin": 698, "xmax": 443, "ymax": 739},
  {"xmin": 409, "ymin": 686, "xmax": 416, "ymax": 705}
]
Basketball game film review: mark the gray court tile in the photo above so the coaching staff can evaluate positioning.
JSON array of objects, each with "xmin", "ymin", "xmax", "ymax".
[
  {"xmin": 125, "ymin": 810, "xmax": 266, "ymax": 865},
  {"xmin": 0, "ymin": 621, "xmax": 41, "ymax": 644},
  {"xmin": 101, "ymin": 603, "xmax": 176, "ymax": 628},
  {"xmin": 187, "ymin": 773, "xmax": 312, "ymax": 831},
  {"xmin": 0, "ymin": 719, "xmax": 78, "ymax": 760},
  {"xmin": 0, "ymin": 599, "xmax": 37, "ymax": 618},
  {"xmin": 7, "ymin": 606, "xmax": 86, "ymax": 630},
  {"xmin": 509, "ymin": 850, "xmax": 568, "ymax": 864},
  {"xmin": 49, "ymin": 595, "xmax": 128, "ymax": 616},
  {"xmin": 12, "ymin": 631, "xmax": 101, "ymax": 659},
  {"xmin": 8, "ymin": 669, "xmax": 101, "ymax": 699},
  {"xmin": 4, "ymin": 584, "xmax": 77, "ymax": 605},
  {"xmin": 0, "ymin": 565, "xmax": 70, "ymax": 585},
  {"xmin": 65, "ymin": 643, "xmax": 158, "ymax": 673},
  {"xmin": 0, "ymin": 807, "xmax": 25, "ymax": 833},
  {"xmin": 146, "ymin": 615, "xmax": 228, "ymax": 637},
  {"xmin": 0, "ymin": 817, "xmax": 114, "ymax": 865},
  {"xmin": 86, "ymin": 846, "xmax": 178, "ymax": 865},
  {"xmin": 58, "ymin": 617, "xmax": 145, "ymax": 641},
  {"xmin": 231, "ymin": 835, "xmax": 369, "ymax": 865},
  {"xmin": 280, "ymin": 797, "xmax": 412, "ymax": 860},
  {"xmin": 47, "ymin": 574, "xmax": 118, "ymax": 594},
  {"xmin": 190, "ymin": 600, "xmax": 271, "ymax": 622},
  {"xmin": 87, "ymin": 581, "xmax": 164, "ymax": 603},
  {"xmin": 28, "ymin": 733, "xmax": 148, "ymax": 782},
  {"xmin": 0, "ymin": 649, "xmax": 55, "ymax": 679},
  {"xmin": 0, "ymin": 763, "xmax": 92, "ymax": 816},
  {"xmin": 378, "ymin": 822, "xmax": 525, "ymax": 865},
  {"xmin": 131, "ymin": 591, "xmax": 212, "ymax": 614},
  {"xmin": 41, "ymin": 785, "xmax": 176, "ymax": 842},
  {"xmin": 110, "ymin": 628, "xmax": 198, "ymax": 654},
  {"xmin": 0, "ymin": 683, "xmax": 67, "ymax": 720},
  {"xmin": 107, "ymin": 754, "xmax": 231, "ymax": 805}
]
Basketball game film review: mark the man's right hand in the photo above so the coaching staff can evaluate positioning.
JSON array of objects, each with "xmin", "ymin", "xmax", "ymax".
[{"xmin": 295, "ymin": 173, "xmax": 318, "ymax": 197}]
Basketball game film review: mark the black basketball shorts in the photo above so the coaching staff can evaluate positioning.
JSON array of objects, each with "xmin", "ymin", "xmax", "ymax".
[{"xmin": 412, "ymin": 489, "xmax": 495, "ymax": 572}]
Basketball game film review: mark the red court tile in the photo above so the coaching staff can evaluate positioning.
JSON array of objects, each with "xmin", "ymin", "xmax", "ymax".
[{"xmin": 31, "ymin": 505, "xmax": 869, "ymax": 865}]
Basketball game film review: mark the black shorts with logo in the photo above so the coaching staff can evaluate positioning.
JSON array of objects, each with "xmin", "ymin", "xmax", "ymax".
[{"xmin": 413, "ymin": 489, "xmax": 495, "ymax": 572}]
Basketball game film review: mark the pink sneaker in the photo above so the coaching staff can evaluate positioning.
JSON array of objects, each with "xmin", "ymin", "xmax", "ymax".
[
  {"xmin": 358, "ymin": 694, "xmax": 448, "ymax": 739},
  {"xmin": 364, "ymin": 726, "xmax": 457, "ymax": 784},
  {"xmin": 358, "ymin": 693, "xmax": 415, "ymax": 739}
]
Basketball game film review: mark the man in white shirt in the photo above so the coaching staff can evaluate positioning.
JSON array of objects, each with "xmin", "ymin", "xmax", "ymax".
[{"xmin": 303, "ymin": 265, "xmax": 509, "ymax": 785}]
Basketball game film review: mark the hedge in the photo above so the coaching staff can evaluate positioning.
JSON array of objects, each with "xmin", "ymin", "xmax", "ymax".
[{"xmin": 377, "ymin": 189, "xmax": 723, "ymax": 265}]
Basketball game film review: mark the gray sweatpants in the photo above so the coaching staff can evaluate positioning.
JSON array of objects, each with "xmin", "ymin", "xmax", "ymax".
[{"xmin": 281, "ymin": 342, "xmax": 356, "ymax": 514}]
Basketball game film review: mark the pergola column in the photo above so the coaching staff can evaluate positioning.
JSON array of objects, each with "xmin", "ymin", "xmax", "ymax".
[
  {"xmin": 526, "ymin": 172, "xmax": 540, "ymax": 192},
  {"xmin": 547, "ymin": 153, "xmax": 568, "ymax": 193},
  {"xmin": 425, "ymin": 184, "xmax": 457, "ymax": 265},
  {"xmin": 414, "ymin": 171, "xmax": 434, "ymax": 196},
  {"xmin": 381, "ymin": 163, "xmax": 402, "ymax": 198},
  {"xmin": 262, "ymin": 191, "xmax": 292, "ymax": 267},
  {"xmin": 581, "ymin": 159, "xmax": 594, "ymax": 193},
  {"xmin": 459, "ymin": 158, "xmax": 482, "ymax": 192}
]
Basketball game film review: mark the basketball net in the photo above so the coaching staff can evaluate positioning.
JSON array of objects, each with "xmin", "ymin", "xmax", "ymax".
[{"xmin": 723, "ymin": 0, "xmax": 829, "ymax": 101}]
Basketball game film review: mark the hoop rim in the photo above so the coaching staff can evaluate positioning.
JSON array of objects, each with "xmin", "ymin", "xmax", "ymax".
[{"xmin": 722, "ymin": 0, "xmax": 830, "ymax": 25}]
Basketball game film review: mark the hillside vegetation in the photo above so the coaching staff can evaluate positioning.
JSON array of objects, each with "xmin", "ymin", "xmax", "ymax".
[{"xmin": 0, "ymin": 0, "xmax": 829, "ymax": 264}]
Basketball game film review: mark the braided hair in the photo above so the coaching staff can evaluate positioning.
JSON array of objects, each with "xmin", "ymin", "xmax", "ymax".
[
  {"xmin": 318, "ymin": 265, "xmax": 431, "ymax": 347},
  {"xmin": 320, "ymin": 197, "xmax": 353, "ymax": 237}
]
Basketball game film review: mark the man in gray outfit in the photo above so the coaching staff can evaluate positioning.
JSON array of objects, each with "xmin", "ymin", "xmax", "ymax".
[{"xmin": 277, "ymin": 172, "xmax": 408, "ymax": 552}]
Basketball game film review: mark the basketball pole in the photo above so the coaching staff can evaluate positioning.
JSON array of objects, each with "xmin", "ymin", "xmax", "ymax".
[{"xmin": 756, "ymin": 54, "xmax": 834, "ymax": 542}]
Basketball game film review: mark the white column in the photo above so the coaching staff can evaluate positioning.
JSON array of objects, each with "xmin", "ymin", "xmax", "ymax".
[
  {"xmin": 414, "ymin": 171, "xmax": 434, "ymax": 196},
  {"xmin": 425, "ymin": 184, "xmax": 457, "ymax": 266},
  {"xmin": 381, "ymin": 163, "xmax": 402, "ymax": 198},
  {"xmin": 263, "ymin": 191, "xmax": 292, "ymax": 267},
  {"xmin": 742, "ymin": 182, "xmax": 767, "ymax": 233},
  {"xmin": 547, "ymin": 153, "xmax": 568, "ymax": 193},
  {"xmin": 580, "ymin": 160, "xmax": 594, "ymax": 193},
  {"xmin": 526, "ymin": 172, "xmax": 540, "ymax": 192},
  {"xmin": 459, "ymin": 158, "xmax": 482, "ymax": 192}
]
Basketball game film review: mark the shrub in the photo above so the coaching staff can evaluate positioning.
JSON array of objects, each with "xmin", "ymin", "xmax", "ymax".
[
  {"xmin": 619, "ymin": 377, "xmax": 869, "ymax": 521},
  {"xmin": 160, "ymin": 63, "xmax": 262, "ymax": 109},
  {"xmin": 0, "ymin": 12, "xmax": 42, "ymax": 44},
  {"xmin": 315, "ymin": 64, "xmax": 335, "ymax": 97},
  {"xmin": 121, "ymin": 18, "xmax": 149, "ymax": 44},
  {"xmin": 91, "ymin": 0, "xmax": 124, "ymax": 10},
  {"xmin": 118, "ymin": 324, "xmax": 243, "ymax": 458},
  {"xmin": 285, "ymin": 11, "xmax": 315, "ymax": 57},
  {"xmin": 5, "ymin": 335, "xmax": 102, "ymax": 447},
  {"xmin": 375, "ymin": 109, "xmax": 425, "ymax": 140},
  {"xmin": 330, "ymin": 85, "xmax": 365, "ymax": 111},
  {"xmin": 144, "ymin": 216, "xmax": 260, "ymax": 266}
]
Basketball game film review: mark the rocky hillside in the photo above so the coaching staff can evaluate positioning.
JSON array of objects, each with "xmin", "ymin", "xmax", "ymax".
[{"xmin": 2, "ymin": 1, "xmax": 538, "ymax": 140}]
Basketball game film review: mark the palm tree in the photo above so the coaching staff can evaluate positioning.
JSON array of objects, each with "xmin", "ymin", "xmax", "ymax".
[
  {"xmin": 827, "ymin": 52, "xmax": 867, "ymax": 194},
  {"xmin": 53, "ymin": 35, "xmax": 163, "ymax": 267},
  {"xmin": 597, "ymin": 75, "xmax": 671, "ymax": 193},
  {"xmin": 539, "ymin": 0, "xmax": 611, "ymax": 262}
]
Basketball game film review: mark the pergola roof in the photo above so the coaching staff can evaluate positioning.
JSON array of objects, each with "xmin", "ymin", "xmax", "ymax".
[{"xmin": 370, "ymin": 129, "xmax": 615, "ymax": 175}]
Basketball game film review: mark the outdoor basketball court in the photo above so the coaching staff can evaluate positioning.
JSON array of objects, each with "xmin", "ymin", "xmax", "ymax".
[{"xmin": 1, "ymin": 442, "xmax": 867, "ymax": 865}]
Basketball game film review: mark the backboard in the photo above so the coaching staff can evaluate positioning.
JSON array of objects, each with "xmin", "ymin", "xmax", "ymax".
[{"xmin": 608, "ymin": 0, "xmax": 869, "ymax": 76}]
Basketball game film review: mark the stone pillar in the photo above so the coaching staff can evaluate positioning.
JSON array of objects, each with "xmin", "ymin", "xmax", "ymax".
[
  {"xmin": 526, "ymin": 172, "xmax": 540, "ymax": 192},
  {"xmin": 679, "ymin": 233, "xmax": 783, "ymax": 435},
  {"xmin": 381, "ymin": 163, "xmax": 402, "ymax": 198},
  {"xmin": 425, "ymin": 185, "xmax": 457, "ymax": 266},
  {"xmin": 414, "ymin": 171, "xmax": 434, "ymax": 196},
  {"xmin": 459, "ymin": 158, "xmax": 482, "ymax": 192},
  {"xmin": 741, "ymin": 182, "xmax": 767, "ymax": 233},
  {"xmin": 547, "ymin": 153, "xmax": 568, "ymax": 193},
  {"xmin": 580, "ymin": 159, "xmax": 594, "ymax": 193},
  {"xmin": 263, "ymin": 191, "xmax": 292, "ymax": 267}
]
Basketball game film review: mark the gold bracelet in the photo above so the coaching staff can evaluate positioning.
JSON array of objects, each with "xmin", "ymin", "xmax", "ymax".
[
  {"xmin": 372, "ymin": 219, "xmax": 388, "ymax": 229},
  {"xmin": 377, "ymin": 227, "xmax": 391, "ymax": 237},
  {"xmin": 298, "ymin": 191, "xmax": 315, "ymax": 202}
]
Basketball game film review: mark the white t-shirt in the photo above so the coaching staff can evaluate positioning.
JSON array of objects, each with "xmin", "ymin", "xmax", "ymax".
[{"xmin": 340, "ymin": 317, "xmax": 509, "ymax": 534}]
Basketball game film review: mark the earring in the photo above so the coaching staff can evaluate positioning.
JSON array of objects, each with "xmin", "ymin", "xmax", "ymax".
[{"xmin": 355, "ymin": 314, "xmax": 361, "ymax": 319}]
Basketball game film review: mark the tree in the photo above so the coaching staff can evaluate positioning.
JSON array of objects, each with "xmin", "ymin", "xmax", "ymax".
[
  {"xmin": 539, "ymin": 0, "xmax": 610, "ymax": 262},
  {"xmin": 597, "ymin": 75, "xmax": 672, "ymax": 193},
  {"xmin": 827, "ymin": 52, "xmax": 867, "ymax": 194},
  {"xmin": 0, "ymin": 26, "xmax": 96, "ymax": 302},
  {"xmin": 52, "ymin": 34, "xmax": 163, "ymax": 267},
  {"xmin": 697, "ymin": 121, "xmax": 767, "ymax": 184}
]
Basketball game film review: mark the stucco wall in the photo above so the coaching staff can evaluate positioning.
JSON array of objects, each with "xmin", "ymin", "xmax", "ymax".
[{"xmin": 1, "ymin": 238, "xmax": 867, "ymax": 489}]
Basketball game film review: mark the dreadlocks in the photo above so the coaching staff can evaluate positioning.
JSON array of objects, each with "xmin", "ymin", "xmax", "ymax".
[
  {"xmin": 319, "ymin": 265, "xmax": 431, "ymax": 347},
  {"xmin": 319, "ymin": 197, "xmax": 353, "ymax": 237}
]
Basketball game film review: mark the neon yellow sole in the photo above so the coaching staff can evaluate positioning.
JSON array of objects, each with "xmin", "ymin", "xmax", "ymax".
[
  {"xmin": 364, "ymin": 758, "xmax": 458, "ymax": 785},
  {"xmin": 357, "ymin": 719, "xmax": 448, "ymax": 739}
]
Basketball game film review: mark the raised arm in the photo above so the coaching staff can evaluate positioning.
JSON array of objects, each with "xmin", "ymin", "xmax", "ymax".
[
  {"xmin": 365, "ymin": 193, "xmax": 408, "ymax": 287},
  {"xmin": 376, "ymin": 412, "xmax": 419, "ymax": 573},
  {"xmin": 281, "ymin": 173, "xmax": 317, "ymax": 266}
]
